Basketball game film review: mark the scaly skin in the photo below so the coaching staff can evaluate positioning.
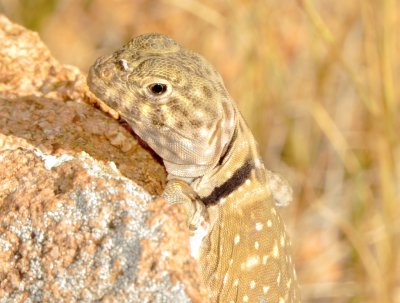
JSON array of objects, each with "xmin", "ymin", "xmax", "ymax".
[{"xmin": 88, "ymin": 33, "xmax": 300, "ymax": 303}]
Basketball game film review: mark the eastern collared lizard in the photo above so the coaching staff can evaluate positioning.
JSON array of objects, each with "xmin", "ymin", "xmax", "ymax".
[{"xmin": 88, "ymin": 33, "xmax": 300, "ymax": 303}]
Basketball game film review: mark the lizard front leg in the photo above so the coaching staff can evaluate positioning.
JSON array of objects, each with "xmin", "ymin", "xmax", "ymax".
[
  {"xmin": 163, "ymin": 179, "xmax": 210, "ymax": 260},
  {"xmin": 162, "ymin": 179, "xmax": 209, "ymax": 231}
]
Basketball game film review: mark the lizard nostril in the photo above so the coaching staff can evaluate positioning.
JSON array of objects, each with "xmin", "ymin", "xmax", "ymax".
[{"xmin": 99, "ymin": 65, "xmax": 113, "ymax": 80}]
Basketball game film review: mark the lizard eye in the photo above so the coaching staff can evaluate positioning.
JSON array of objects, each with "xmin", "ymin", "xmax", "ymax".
[
  {"xmin": 148, "ymin": 83, "xmax": 168, "ymax": 95},
  {"xmin": 144, "ymin": 80, "xmax": 172, "ymax": 100}
]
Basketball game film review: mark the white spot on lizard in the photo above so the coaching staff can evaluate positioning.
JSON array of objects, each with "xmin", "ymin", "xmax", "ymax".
[
  {"xmin": 273, "ymin": 241, "xmax": 280, "ymax": 258},
  {"xmin": 234, "ymin": 234, "xmax": 240, "ymax": 245},
  {"xmin": 189, "ymin": 223, "xmax": 208, "ymax": 259},
  {"xmin": 241, "ymin": 255, "xmax": 260, "ymax": 270}
]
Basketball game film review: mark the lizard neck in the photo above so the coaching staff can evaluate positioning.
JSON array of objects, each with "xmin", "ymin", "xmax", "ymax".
[{"xmin": 191, "ymin": 111, "xmax": 268, "ymax": 206}]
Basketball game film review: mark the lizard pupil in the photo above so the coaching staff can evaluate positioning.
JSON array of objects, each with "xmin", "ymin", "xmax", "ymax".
[{"xmin": 149, "ymin": 83, "xmax": 167, "ymax": 95}]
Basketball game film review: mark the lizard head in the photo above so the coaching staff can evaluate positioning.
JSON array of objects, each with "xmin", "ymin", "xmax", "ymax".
[{"xmin": 88, "ymin": 33, "xmax": 236, "ymax": 179}]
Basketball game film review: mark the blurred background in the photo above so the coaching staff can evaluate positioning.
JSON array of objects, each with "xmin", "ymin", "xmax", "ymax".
[{"xmin": 1, "ymin": 0, "xmax": 399, "ymax": 302}]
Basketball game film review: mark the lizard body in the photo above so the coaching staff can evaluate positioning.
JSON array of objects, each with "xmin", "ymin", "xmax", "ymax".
[{"xmin": 88, "ymin": 33, "xmax": 300, "ymax": 303}]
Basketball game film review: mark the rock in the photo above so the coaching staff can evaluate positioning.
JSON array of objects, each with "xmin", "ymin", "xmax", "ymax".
[{"xmin": 0, "ymin": 15, "xmax": 208, "ymax": 303}]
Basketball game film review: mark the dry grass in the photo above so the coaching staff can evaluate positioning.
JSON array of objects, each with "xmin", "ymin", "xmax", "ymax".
[{"xmin": 1, "ymin": 0, "xmax": 399, "ymax": 302}]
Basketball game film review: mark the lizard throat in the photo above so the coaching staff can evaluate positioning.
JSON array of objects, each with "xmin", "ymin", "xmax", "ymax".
[{"xmin": 217, "ymin": 128, "xmax": 237, "ymax": 166}]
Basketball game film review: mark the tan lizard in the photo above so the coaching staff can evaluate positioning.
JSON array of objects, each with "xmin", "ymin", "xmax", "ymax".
[{"xmin": 87, "ymin": 33, "xmax": 300, "ymax": 303}]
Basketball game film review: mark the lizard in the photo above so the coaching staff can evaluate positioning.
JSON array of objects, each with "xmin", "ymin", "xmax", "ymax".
[{"xmin": 87, "ymin": 33, "xmax": 300, "ymax": 303}]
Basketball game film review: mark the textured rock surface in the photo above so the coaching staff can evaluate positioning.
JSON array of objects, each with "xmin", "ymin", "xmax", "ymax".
[{"xmin": 0, "ymin": 15, "xmax": 207, "ymax": 303}]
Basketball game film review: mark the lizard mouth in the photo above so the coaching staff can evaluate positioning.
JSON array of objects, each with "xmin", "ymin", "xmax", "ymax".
[{"xmin": 87, "ymin": 90, "xmax": 163, "ymax": 164}]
